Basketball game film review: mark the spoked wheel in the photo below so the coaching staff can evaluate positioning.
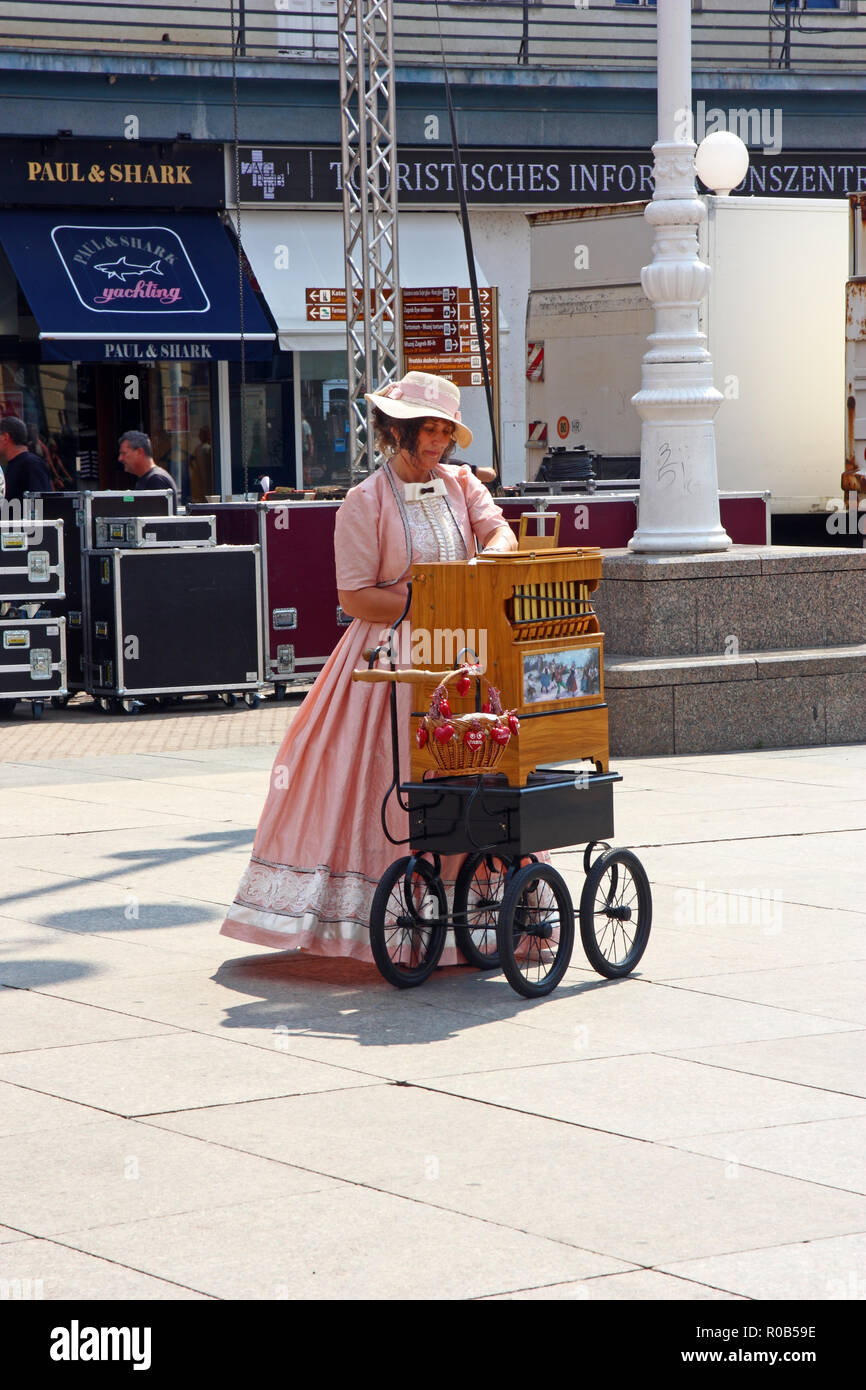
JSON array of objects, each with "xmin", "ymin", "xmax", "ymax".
[
  {"xmin": 369, "ymin": 856, "xmax": 447, "ymax": 988},
  {"xmin": 497, "ymin": 862, "xmax": 575, "ymax": 999},
  {"xmin": 453, "ymin": 852, "xmax": 513, "ymax": 969},
  {"xmin": 579, "ymin": 848, "xmax": 652, "ymax": 978}
]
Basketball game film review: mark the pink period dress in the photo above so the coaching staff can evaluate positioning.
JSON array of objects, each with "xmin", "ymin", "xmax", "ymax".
[{"xmin": 220, "ymin": 462, "xmax": 508, "ymax": 962}]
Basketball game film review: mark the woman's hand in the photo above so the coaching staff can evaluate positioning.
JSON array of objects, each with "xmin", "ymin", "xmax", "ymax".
[{"xmin": 478, "ymin": 523, "xmax": 518, "ymax": 555}]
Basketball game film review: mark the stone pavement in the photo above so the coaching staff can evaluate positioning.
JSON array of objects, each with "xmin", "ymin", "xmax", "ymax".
[{"xmin": 0, "ymin": 702, "xmax": 864, "ymax": 1301}]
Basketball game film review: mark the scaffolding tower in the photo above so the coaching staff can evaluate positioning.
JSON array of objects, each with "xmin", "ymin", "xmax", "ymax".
[{"xmin": 337, "ymin": 0, "xmax": 402, "ymax": 481}]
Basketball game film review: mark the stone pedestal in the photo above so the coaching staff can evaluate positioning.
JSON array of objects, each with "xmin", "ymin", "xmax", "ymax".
[{"xmin": 595, "ymin": 548, "xmax": 866, "ymax": 756}]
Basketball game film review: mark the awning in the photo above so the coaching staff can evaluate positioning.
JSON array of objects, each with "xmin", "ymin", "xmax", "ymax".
[
  {"xmin": 236, "ymin": 210, "xmax": 498, "ymax": 352},
  {"xmin": 0, "ymin": 211, "xmax": 275, "ymax": 362}
]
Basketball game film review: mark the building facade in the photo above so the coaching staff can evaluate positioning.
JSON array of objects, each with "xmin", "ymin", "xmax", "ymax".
[{"xmin": 1, "ymin": 0, "xmax": 865, "ymax": 492}]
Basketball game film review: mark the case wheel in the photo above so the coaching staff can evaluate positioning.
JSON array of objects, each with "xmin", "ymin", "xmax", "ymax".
[
  {"xmin": 0, "ymin": 699, "xmax": 18, "ymax": 719},
  {"xmin": 219, "ymin": 692, "xmax": 237, "ymax": 708},
  {"xmin": 242, "ymin": 691, "xmax": 260, "ymax": 709},
  {"xmin": 30, "ymin": 701, "xmax": 44, "ymax": 720},
  {"xmin": 50, "ymin": 695, "xmax": 70, "ymax": 709}
]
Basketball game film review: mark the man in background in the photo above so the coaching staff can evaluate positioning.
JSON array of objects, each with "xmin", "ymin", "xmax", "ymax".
[
  {"xmin": 118, "ymin": 430, "xmax": 178, "ymax": 505},
  {"xmin": 0, "ymin": 416, "xmax": 52, "ymax": 504}
]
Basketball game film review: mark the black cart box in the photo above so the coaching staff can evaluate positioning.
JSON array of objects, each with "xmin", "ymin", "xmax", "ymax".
[
  {"xmin": 0, "ymin": 519, "xmax": 65, "ymax": 601},
  {"xmin": 0, "ymin": 616, "xmax": 67, "ymax": 700},
  {"xmin": 25, "ymin": 490, "xmax": 175, "ymax": 690},
  {"xmin": 84, "ymin": 545, "xmax": 263, "ymax": 696},
  {"xmin": 407, "ymin": 769, "xmax": 620, "ymax": 857},
  {"xmin": 93, "ymin": 514, "xmax": 215, "ymax": 549}
]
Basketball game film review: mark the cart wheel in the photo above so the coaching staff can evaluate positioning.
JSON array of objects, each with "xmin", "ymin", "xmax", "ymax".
[
  {"xmin": 579, "ymin": 848, "xmax": 652, "ymax": 979},
  {"xmin": 30, "ymin": 701, "xmax": 44, "ymax": 720},
  {"xmin": 453, "ymin": 852, "xmax": 512, "ymax": 969},
  {"xmin": 583, "ymin": 840, "xmax": 611, "ymax": 876},
  {"xmin": 96, "ymin": 697, "xmax": 112, "ymax": 714},
  {"xmin": 272, "ymin": 684, "xmax": 286, "ymax": 702},
  {"xmin": 243, "ymin": 692, "xmax": 260, "ymax": 709},
  {"xmin": 119, "ymin": 697, "xmax": 142, "ymax": 716},
  {"xmin": 50, "ymin": 695, "xmax": 70, "ymax": 710},
  {"xmin": 497, "ymin": 862, "xmax": 575, "ymax": 999},
  {"xmin": 221, "ymin": 692, "xmax": 238, "ymax": 707},
  {"xmin": 369, "ymin": 856, "xmax": 447, "ymax": 988}
]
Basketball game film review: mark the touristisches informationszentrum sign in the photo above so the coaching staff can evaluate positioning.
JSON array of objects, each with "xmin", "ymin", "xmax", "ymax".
[{"xmin": 238, "ymin": 145, "xmax": 866, "ymax": 206}]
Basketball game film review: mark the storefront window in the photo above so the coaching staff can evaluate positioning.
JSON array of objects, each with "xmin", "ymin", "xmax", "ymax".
[
  {"xmin": 148, "ymin": 362, "xmax": 216, "ymax": 503},
  {"xmin": 299, "ymin": 351, "xmax": 350, "ymax": 486},
  {"xmin": 228, "ymin": 353, "xmax": 294, "ymax": 496},
  {"xmin": 0, "ymin": 360, "xmax": 80, "ymax": 490}
]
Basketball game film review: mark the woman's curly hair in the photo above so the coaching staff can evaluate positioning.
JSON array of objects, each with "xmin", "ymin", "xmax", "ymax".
[{"xmin": 371, "ymin": 407, "xmax": 457, "ymax": 465}]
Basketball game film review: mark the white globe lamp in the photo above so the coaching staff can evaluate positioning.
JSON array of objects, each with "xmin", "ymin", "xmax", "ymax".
[{"xmin": 695, "ymin": 131, "xmax": 750, "ymax": 197}]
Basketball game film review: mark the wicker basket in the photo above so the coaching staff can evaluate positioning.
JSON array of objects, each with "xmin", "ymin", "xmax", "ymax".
[{"xmin": 418, "ymin": 668, "xmax": 518, "ymax": 774}]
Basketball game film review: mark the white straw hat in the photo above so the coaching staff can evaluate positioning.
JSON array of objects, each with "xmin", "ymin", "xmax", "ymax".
[{"xmin": 365, "ymin": 370, "xmax": 473, "ymax": 449}]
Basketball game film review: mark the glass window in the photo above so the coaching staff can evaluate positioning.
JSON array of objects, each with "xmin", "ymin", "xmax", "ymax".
[
  {"xmin": 299, "ymin": 350, "xmax": 350, "ymax": 487},
  {"xmin": 148, "ymin": 361, "xmax": 217, "ymax": 503},
  {"xmin": 228, "ymin": 352, "xmax": 295, "ymax": 497},
  {"xmin": 0, "ymin": 360, "xmax": 79, "ymax": 491}
]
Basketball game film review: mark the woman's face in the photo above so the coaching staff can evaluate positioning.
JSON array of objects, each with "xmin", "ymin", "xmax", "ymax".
[{"xmin": 403, "ymin": 418, "xmax": 455, "ymax": 476}]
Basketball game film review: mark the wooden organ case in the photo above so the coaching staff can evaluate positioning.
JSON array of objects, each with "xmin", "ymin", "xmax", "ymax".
[{"xmin": 408, "ymin": 548, "xmax": 608, "ymax": 785}]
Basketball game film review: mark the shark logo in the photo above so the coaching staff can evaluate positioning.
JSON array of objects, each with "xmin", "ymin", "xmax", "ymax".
[{"xmin": 94, "ymin": 256, "xmax": 164, "ymax": 282}]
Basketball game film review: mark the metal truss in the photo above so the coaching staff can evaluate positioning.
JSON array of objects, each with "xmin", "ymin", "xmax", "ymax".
[{"xmin": 338, "ymin": 0, "xmax": 401, "ymax": 480}]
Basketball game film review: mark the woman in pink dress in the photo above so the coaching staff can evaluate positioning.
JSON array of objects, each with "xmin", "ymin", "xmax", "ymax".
[{"xmin": 220, "ymin": 371, "xmax": 517, "ymax": 962}]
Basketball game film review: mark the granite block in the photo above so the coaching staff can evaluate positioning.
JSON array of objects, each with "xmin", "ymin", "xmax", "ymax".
[
  {"xmin": 694, "ymin": 573, "xmax": 828, "ymax": 654},
  {"xmin": 595, "ymin": 580, "xmax": 697, "ymax": 657},
  {"xmin": 608, "ymin": 687, "xmax": 674, "ymax": 757},
  {"xmin": 601, "ymin": 548, "xmax": 765, "ymax": 581},
  {"xmin": 759, "ymin": 546, "xmax": 866, "ymax": 574},
  {"xmin": 755, "ymin": 646, "xmax": 866, "ymax": 679},
  {"xmin": 605, "ymin": 655, "xmax": 757, "ymax": 688},
  {"xmin": 824, "ymin": 568, "xmax": 866, "ymax": 646},
  {"xmin": 673, "ymin": 676, "xmax": 826, "ymax": 755},
  {"xmin": 826, "ymin": 672, "xmax": 866, "ymax": 744}
]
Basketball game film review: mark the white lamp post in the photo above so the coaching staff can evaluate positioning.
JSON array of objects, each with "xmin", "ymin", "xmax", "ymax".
[{"xmin": 628, "ymin": 0, "xmax": 733, "ymax": 553}]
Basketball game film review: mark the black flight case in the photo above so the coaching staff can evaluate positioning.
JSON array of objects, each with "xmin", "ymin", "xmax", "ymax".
[
  {"xmin": 0, "ymin": 615, "xmax": 67, "ymax": 717},
  {"xmin": 0, "ymin": 519, "xmax": 65, "ymax": 602},
  {"xmin": 24, "ymin": 490, "xmax": 175, "ymax": 691},
  {"xmin": 83, "ymin": 544, "xmax": 264, "ymax": 711}
]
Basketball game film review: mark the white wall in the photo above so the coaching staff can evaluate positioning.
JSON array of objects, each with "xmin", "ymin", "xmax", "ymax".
[{"xmin": 461, "ymin": 209, "xmax": 531, "ymax": 485}]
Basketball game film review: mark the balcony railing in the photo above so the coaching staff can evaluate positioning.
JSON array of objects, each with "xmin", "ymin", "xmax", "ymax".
[{"xmin": 0, "ymin": 1, "xmax": 863, "ymax": 74}]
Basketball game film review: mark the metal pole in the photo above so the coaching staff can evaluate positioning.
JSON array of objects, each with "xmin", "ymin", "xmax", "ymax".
[{"xmin": 338, "ymin": 0, "xmax": 401, "ymax": 482}]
